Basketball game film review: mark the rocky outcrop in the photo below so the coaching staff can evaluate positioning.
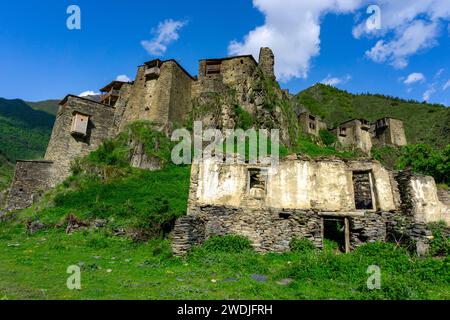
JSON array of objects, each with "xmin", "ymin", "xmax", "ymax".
[{"xmin": 128, "ymin": 137, "xmax": 162, "ymax": 171}]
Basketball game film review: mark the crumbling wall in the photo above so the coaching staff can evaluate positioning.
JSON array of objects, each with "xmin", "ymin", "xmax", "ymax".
[
  {"xmin": 5, "ymin": 160, "xmax": 54, "ymax": 211},
  {"xmin": 44, "ymin": 96, "xmax": 115, "ymax": 185},
  {"xmin": 192, "ymin": 157, "xmax": 398, "ymax": 212},
  {"xmin": 119, "ymin": 61, "xmax": 193, "ymax": 131},
  {"xmin": 395, "ymin": 171, "xmax": 449, "ymax": 224},
  {"xmin": 172, "ymin": 206, "xmax": 396, "ymax": 255},
  {"xmin": 259, "ymin": 47, "xmax": 275, "ymax": 81},
  {"xmin": 173, "ymin": 205, "xmax": 323, "ymax": 254},
  {"xmin": 119, "ymin": 65, "xmax": 161, "ymax": 130},
  {"xmin": 111, "ymin": 83, "xmax": 133, "ymax": 135},
  {"xmin": 167, "ymin": 61, "xmax": 193, "ymax": 125},
  {"xmin": 336, "ymin": 120, "xmax": 372, "ymax": 154},
  {"xmin": 349, "ymin": 212, "xmax": 386, "ymax": 248}
]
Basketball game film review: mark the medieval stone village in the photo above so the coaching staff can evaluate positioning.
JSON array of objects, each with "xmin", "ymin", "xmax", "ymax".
[{"xmin": 2, "ymin": 47, "xmax": 449, "ymax": 258}]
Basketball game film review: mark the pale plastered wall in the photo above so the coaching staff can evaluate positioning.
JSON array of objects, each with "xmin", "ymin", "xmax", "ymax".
[{"xmin": 191, "ymin": 157, "xmax": 398, "ymax": 213}]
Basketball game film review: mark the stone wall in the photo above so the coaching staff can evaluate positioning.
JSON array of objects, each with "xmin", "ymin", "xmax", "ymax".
[
  {"xmin": 335, "ymin": 120, "xmax": 372, "ymax": 154},
  {"xmin": 372, "ymin": 118, "xmax": 407, "ymax": 147},
  {"xmin": 395, "ymin": 170, "xmax": 449, "ymax": 224},
  {"xmin": 5, "ymin": 160, "xmax": 54, "ymax": 211},
  {"xmin": 172, "ymin": 205, "xmax": 396, "ymax": 255},
  {"xmin": 191, "ymin": 157, "xmax": 398, "ymax": 212},
  {"xmin": 44, "ymin": 95, "xmax": 115, "ymax": 185},
  {"xmin": 258, "ymin": 47, "xmax": 275, "ymax": 81},
  {"xmin": 298, "ymin": 112, "xmax": 327, "ymax": 136},
  {"xmin": 111, "ymin": 83, "xmax": 133, "ymax": 135},
  {"xmin": 119, "ymin": 60, "xmax": 193, "ymax": 131},
  {"xmin": 172, "ymin": 156, "xmax": 448, "ymax": 255}
]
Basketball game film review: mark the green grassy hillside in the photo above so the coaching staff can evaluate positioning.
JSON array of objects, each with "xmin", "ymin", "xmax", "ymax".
[
  {"xmin": 0, "ymin": 98, "xmax": 54, "ymax": 161},
  {"xmin": 0, "ymin": 152, "xmax": 14, "ymax": 191},
  {"xmin": 295, "ymin": 84, "xmax": 450, "ymax": 149},
  {"xmin": 26, "ymin": 100, "xmax": 60, "ymax": 115}
]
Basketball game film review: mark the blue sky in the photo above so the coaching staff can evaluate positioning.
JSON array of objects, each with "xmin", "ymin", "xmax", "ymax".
[{"xmin": 0, "ymin": 0, "xmax": 449, "ymax": 105}]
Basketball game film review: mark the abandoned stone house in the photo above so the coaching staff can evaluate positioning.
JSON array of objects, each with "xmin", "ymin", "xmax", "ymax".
[
  {"xmin": 299, "ymin": 115, "xmax": 407, "ymax": 153},
  {"xmin": 298, "ymin": 112, "xmax": 327, "ymax": 137},
  {"xmin": 3, "ymin": 47, "xmax": 448, "ymax": 255},
  {"xmin": 172, "ymin": 156, "xmax": 449, "ymax": 255}
]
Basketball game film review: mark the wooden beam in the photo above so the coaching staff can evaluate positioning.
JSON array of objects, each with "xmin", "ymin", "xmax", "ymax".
[{"xmin": 344, "ymin": 217, "xmax": 350, "ymax": 253}]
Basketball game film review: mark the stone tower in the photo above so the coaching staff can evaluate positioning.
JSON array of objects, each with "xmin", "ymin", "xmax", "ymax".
[{"xmin": 258, "ymin": 47, "xmax": 275, "ymax": 80}]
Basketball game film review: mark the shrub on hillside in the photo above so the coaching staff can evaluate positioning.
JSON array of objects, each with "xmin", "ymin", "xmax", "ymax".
[
  {"xmin": 289, "ymin": 238, "xmax": 316, "ymax": 253},
  {"xmin": 428, "ymin": 221, "xmax": 450, "ymax": 257},
  {"xmin": 201, "ymin": 235, "xmax": 253, "ymax": 253},
  {"xmin": 319, "ymin": 129, "xmax": 337, "ymax": 146},
  {"xmin": 395, "ymin": 144, "xmax": 450, "ymax": 184}
]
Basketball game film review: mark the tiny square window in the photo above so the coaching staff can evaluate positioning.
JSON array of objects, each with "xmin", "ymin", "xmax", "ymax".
[{"xmin": 248, "ymin": 168, "xmax": 267, "ymax": 198}]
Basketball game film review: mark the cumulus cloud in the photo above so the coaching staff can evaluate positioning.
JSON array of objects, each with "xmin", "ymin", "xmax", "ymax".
[
  {"xmin": 141, "ymin": 19, "xmax": 187, "ymax": 56},
  {"xmin": 228, "ymin": 0, "xmax": 362, "ymax": 81},
  {"xmin": 403, "ymin": 72, "xmax": 425, "ymax": 85},
  {"xmin": 354, "ymin": 0, "xmax": 450, "ymax": 69},
  {"xmin": 79, "ymin": 91, "xmax": 99, "ymax": 97},
  {"xmin": 423, "ymin": 86, "xmax": 436, "ymax": 101},
  {"xmin": 443, "ymin": 80, "xmax": 450, "ymax": 90},
  {"xmin": 116, "ymin": 75, "xmax": 131, "ymax": 82},
  {"xmin": 228, "ymin": 0, "xmax": 450, "ymax": 80},
  {"xmin": 364, "ymin": 20, "xmax": 439, "ymax": 69},
  {"xmin": 321, "ymin": 74, "xmax": 352, "ymax": 86}
]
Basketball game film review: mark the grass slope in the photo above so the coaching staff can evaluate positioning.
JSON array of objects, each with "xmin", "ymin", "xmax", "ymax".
[
  {"xmin": 295, "ymin": 84, "xmax": 450, "ymax": 148},
  {"xmin": 0, "ymin": 152, "xmax": 14, "ymax": 191},
  {"xmin": 0, "ymin": 222, "xmax": 448, "ymax": 300}
]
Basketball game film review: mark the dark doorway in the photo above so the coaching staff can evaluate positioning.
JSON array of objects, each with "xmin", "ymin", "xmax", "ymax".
[
  {"xmin": 323, "ymin": 217, "xmax": 348, "ymax": 253},
  {"xmin": 353, "ymin": 171, "xmax": 374, "ymax": 210}
]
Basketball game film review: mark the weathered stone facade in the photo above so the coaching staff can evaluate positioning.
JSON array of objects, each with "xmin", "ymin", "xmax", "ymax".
[
  {"xmin": 333, "ymin": 119, "xmax": 373, "ymax": 154},
  {"xmin": 371, "ymin": 117, "xmax": 407, "ymax": 147},
  {"xmin": 172, "ymin": 156, "xmax": 449, "ymax": 255},
  {"xmin": 5, "ymin": 160, "xmax": 54, "ymax": 211},
  {"xmin": 298, "ymin": 112, "xmax": 327, "ymax": 137},
  {"xmin": 45, "ymin": 95, "xmax": 116, "ymax": 185},
  {"xmin": 119, "ymin": 59, "xmax": 194, "ymax": 131}
]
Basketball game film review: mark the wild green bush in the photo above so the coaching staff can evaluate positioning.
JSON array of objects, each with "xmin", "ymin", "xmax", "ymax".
[
  {"xmin": 428, "ymin": 221, "xmax": 450, "ymax": 257},
  {"xmin": 289, "ymin": 238, "xmax": 316, "ymax": 252},
  {"xmin": 234, "ymin": 105, "xmax": 254, "ymax": 130},
  {"xmin": 319, "ymin": 129, "xmax": 337, "ymax": 146},
  {"xmin": 200, "ymin": 235, "xmax": 253, "ymax": 253},
  {"xmin": 395, "ymin": 144, "xmax": 450, "ymax": 184}
]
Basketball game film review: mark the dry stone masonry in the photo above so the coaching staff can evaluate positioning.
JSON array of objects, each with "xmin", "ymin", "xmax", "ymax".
[{"xmin": 172, "ymin": 156, "xmax": 449, "ymax": 255}]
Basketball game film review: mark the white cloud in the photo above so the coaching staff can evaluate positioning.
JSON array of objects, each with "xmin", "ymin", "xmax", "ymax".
[
  {"xmin": 443, "ymin": 79, "xmax": 450, "ymax": 90},
  {"xmin": 79, "ymin": 91, "xmax": 99, "ymax": 97},
  {"xmin": 354, "ymin": 0, "xmax": 450, "ymax": 69},
  {"xmin": 228, "ymin": 0, "xmax": 363, "ymax": 81},
  {"xmin": 423, "ymin": 86, "xmax": 436, "ymax": 101},
  {"xmin": 365, "ymin": 20, "xmax": 439, "ymax": 69},
  {"xmin": 435, "ymin": 68, "xmax": 445, "ymax": 78},
  {"xmin": 321, "ymin": 74, "xmax": 352, "ymax": 86},
  {"xmin": 229, "ymin": 0, "xmax": 450, "ymax": 80},
  {"xmin": 141, "ymin": 19, "xmax": 187, "ymax": 56},
  {"xmin": 116, "ymin": 75, "xmax": 131, "ymax": 82},
  {"xmin": 403, "ymin": 72, "xmax": 425, "ymax": 85}
]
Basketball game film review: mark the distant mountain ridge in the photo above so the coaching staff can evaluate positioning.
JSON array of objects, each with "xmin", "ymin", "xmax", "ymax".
[
  {"xmin": 0, "ymin": 98, "xmax": 54, "ymax": 162},
  {"xmin": 25, "ymin": 99, "xmax": 60, "ymax": 115}
]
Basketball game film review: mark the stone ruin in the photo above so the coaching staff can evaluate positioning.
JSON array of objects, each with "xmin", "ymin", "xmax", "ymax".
[
  {"xmin": 172, "ymin": 156, "xmax": 449, "ymax": 256},
  {"xmin": 2, "ymin": 47, "xmax": 448, "ymax": 255}
]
